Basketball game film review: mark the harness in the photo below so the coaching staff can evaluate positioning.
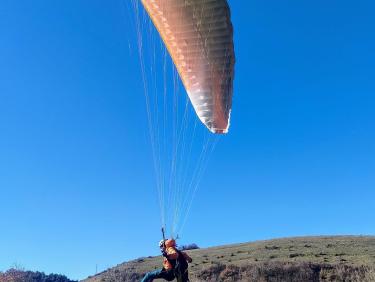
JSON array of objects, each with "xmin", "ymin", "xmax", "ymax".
[{"xmin": 166, "ymin": 250, "xmax": 188, "ymax": 281}]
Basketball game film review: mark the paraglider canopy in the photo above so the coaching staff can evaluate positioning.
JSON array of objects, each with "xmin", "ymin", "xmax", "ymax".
[{"xmin": 141, "ymin": 0, "xmax": 235, "ymax": 134}]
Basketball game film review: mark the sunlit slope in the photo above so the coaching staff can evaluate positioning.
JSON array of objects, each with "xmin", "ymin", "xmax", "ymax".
[{"xmin": 83, "ymin": 236, "xmax": 375, "ymax": 282}]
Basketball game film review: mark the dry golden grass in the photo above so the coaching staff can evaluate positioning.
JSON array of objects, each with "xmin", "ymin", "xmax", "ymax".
[{"xmin": 83, "ymin": 236, "xmax": 375, "ymax": 282}]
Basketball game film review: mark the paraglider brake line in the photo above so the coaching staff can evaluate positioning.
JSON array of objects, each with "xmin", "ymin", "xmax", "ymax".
[{"xmin": 161, "ymin": 227, "xmax": 166, "ymax": 248}]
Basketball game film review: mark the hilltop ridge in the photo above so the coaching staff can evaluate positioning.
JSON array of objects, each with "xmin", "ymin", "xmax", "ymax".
[{"xmin": 83, "ymin": 235, "xmax": 375, "ymax": 282}]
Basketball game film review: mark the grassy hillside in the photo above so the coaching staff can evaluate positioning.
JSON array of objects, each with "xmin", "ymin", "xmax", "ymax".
[{"xmin": 83, "ymin": 236, "xmax": 375, "ymax": 282}]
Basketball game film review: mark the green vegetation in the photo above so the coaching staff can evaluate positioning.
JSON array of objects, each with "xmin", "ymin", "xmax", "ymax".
[
  {"xmin": 83, "ymin": 236, "xmax": 375, "ymax": 282},
  {"xmin": 0, "ymin": 269, "xmax": 77, "ymax": 282}
]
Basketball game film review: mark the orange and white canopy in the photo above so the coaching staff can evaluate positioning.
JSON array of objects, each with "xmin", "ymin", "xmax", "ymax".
[{"xmin": 141, "ymin": 0, "xmax": 235, "ymax": 133}]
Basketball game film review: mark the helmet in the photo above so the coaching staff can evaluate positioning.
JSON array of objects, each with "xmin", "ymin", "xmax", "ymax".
[{"xmin": 159, "ymin": 240, "xmax": 165, "ymax": 248}]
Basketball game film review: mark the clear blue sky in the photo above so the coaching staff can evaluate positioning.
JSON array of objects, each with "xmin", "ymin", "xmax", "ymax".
[{"xmin": 1, "ymin": 0, "xmax": 374, "ymax": 280}]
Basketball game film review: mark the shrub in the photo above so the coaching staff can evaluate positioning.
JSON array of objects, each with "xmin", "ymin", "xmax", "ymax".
[
  {"xmin": 179, "ymin": 243, "xmax": 200, "ymax": 251},
  {"xmin": 0, "ymin": 269, "xmax": 77, "ymax": 282}
]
